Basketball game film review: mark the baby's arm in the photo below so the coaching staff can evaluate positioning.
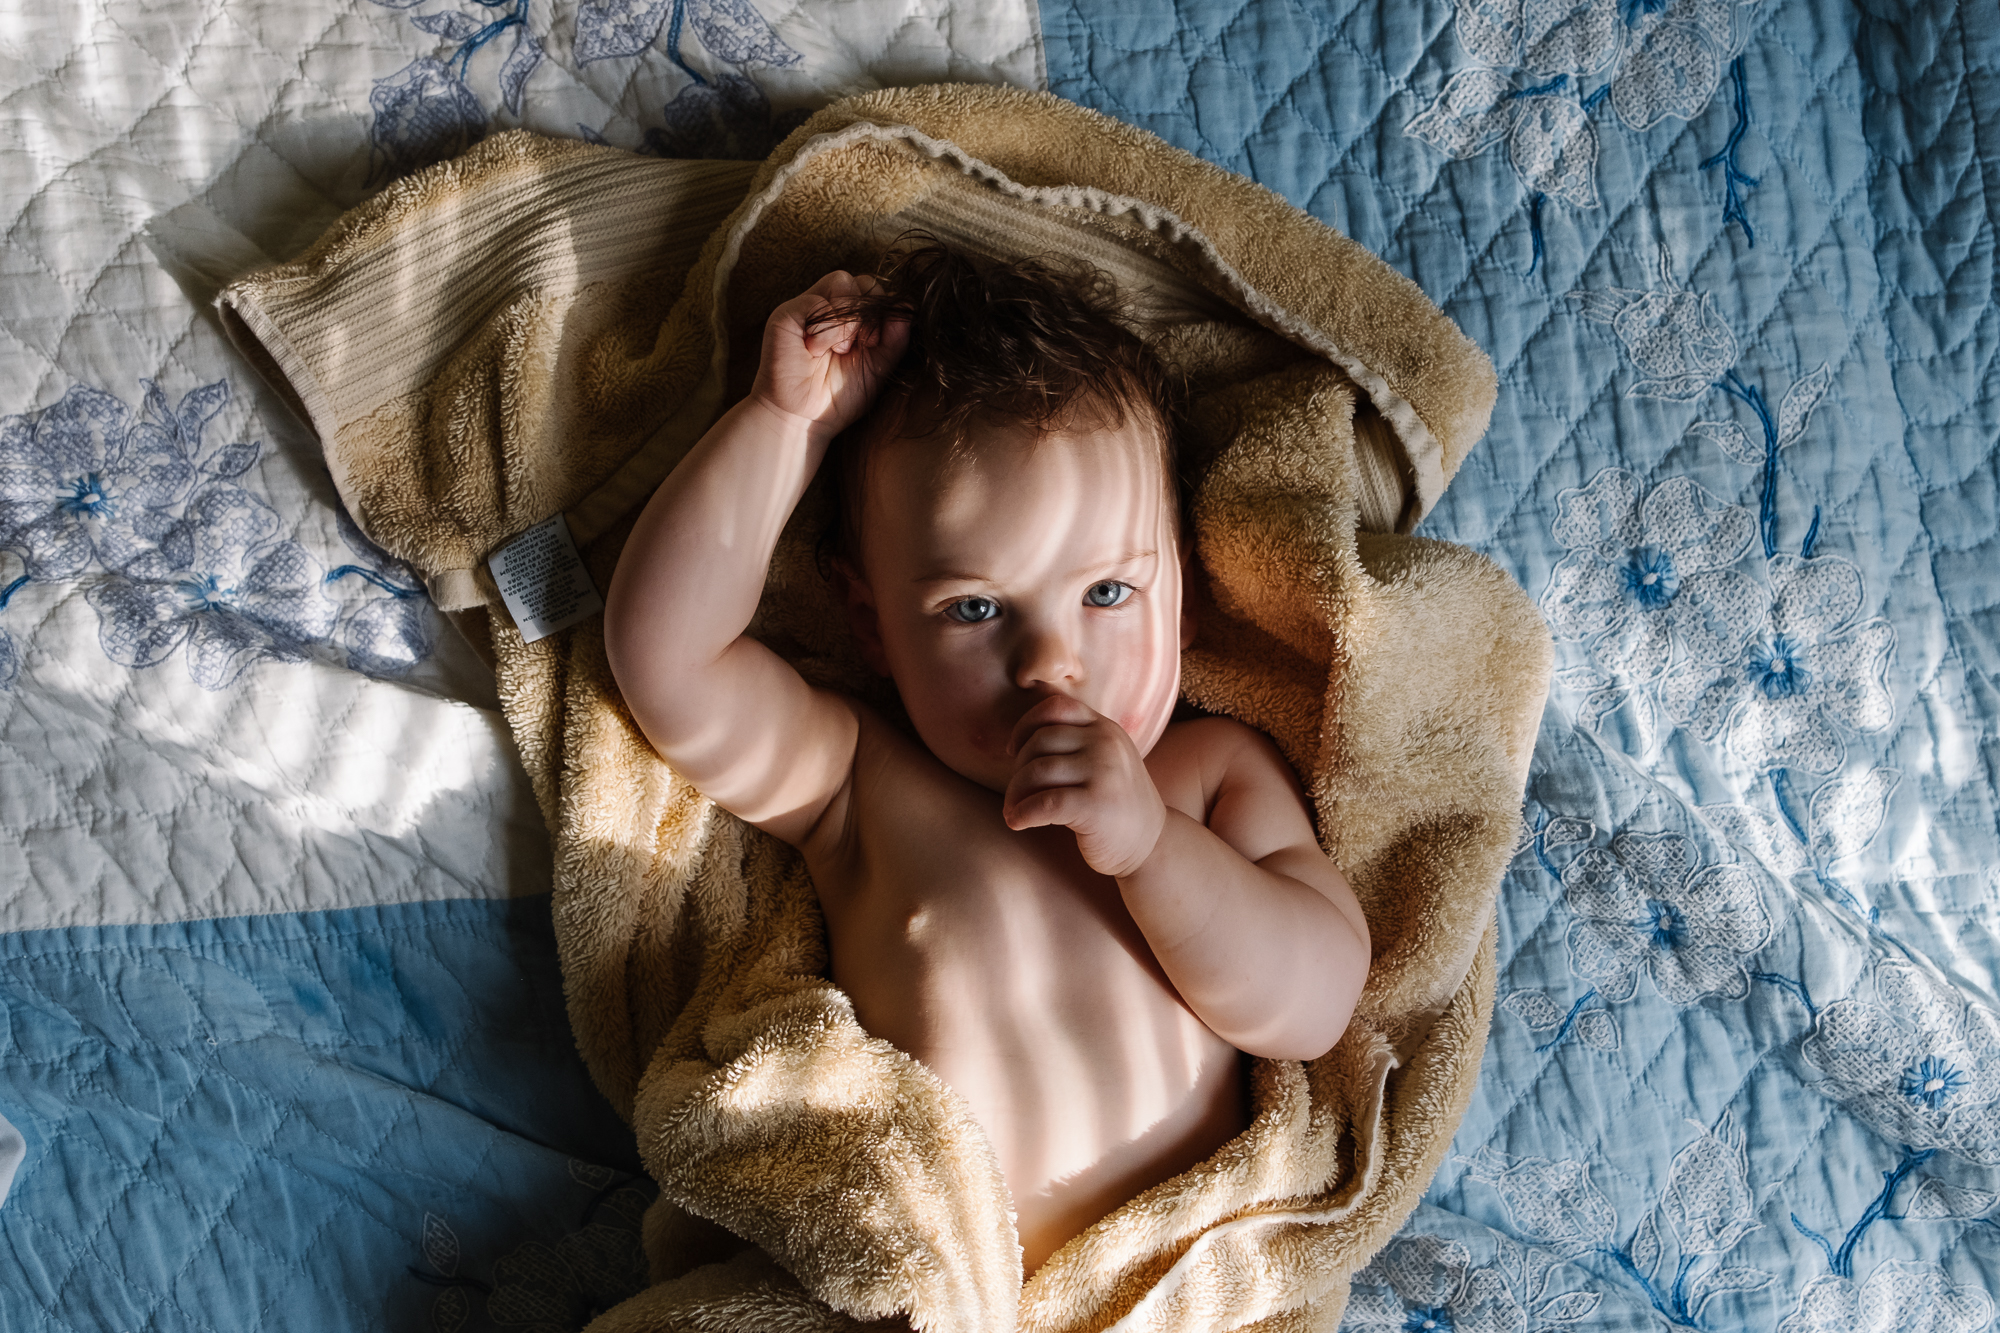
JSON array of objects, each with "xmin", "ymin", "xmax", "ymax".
[
  {"xmin": 1005, "ymin": 701, "xmax": 1370, "ymax": 1061},
  {"xmin": 603, "ymin": 272, "xmax": 906, "ymax": 846}
]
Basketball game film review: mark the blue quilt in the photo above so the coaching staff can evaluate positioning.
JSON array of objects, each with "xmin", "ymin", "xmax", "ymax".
[
  {"xmin": 1044, "ymin": 0, "xmax": 2000, "ymax": 1327},
  {"xmin": 3, "ymin": 0, "xmax": 1994, "ymax": 1329}
]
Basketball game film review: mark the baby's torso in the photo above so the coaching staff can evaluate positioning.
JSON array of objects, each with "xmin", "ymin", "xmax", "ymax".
[{"xmin": 804, "ymin": 711, "xmax": 1245, "ymax": 1274}]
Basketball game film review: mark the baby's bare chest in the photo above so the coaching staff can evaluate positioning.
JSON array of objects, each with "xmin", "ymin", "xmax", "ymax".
[{"xmin": 805, "ymin": 746, "xmax": 1213, "ymax": 1065}]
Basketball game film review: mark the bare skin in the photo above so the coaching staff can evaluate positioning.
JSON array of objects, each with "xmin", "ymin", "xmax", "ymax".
[{"xmin": 603, "ymin": 272, "xmax": 1372, "ymax": 1274}]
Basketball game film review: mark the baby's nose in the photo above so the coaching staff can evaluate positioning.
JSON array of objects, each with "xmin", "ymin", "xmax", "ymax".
[{"xmin": 1012, "ymin": 624, "xmax": 1081, "ymax": 690}]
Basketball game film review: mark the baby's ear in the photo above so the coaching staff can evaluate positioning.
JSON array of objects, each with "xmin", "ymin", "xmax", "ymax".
[{"xmin": 832, "ymin": 558, "xmax": 892, "ymax": 677}]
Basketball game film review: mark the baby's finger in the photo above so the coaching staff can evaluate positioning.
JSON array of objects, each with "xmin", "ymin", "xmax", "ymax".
[
  {"xmin": 1006, "ymin": 753, "xmax": 1091, "ymax": 802},
  {"xmin": 1006, "ymin": 694, "xmax": 1098, "ymax": 756},
  {"xmin": 1003, "ymin": 783, "xmax": 1085, "ymax": 833},
  {"xmin": 806, "ymin": 269, "xmax": 860, "ymax": 299},
  {"xmin": 1008, "ymin": 723, "xmax": 1091, "ymax": 767}
]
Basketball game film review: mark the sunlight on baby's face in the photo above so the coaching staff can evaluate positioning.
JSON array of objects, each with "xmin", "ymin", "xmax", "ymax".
[{"xmin": 848, "ymin": 408, "xmax": 1188, "ymax": 793}]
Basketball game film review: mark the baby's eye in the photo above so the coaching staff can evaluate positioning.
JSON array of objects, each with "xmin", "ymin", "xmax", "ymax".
[
  {"xmin": 944, "ymin": 596, "xmax": 1000, "ymax": 624},
  {"xmin": 1083, "ymin": 581, "xmax": 1132, "ymax": 608}
]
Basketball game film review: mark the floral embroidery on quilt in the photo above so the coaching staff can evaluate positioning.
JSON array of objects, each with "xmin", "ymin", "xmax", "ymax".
[
  {"xmin": 1777, "ymin": 1260, "xmax": 1994, "ymax": 1333},
  {"xmin": 327, "ymin": 507, "xmax": 439, "ymax": 679},
  {"xmin": 1777, "ymin": 959, "xmax": 2000, "ymax": 1328},
  {"xmin": 1661, "ymin": 554, "xmax": 1895, "ymax": 777},
  {"xmin": 1506, "ymin": 818, "xmax": 1780, "ymax": 1055},
  {"xmin": 0, "ymin": 378, "xmax": 434, "ymax": 691},
  {"xmin": 1344, "ymin": 1232, "xmax": 1602, "ymax": 1332},
  {"xmin": 1490, "ymin": 806, "xmax": 2000, "ymax": 1328},
  {"xmin": 1539, "ymin": 467, "xmax": 1762, "ymax": 748},
  {"xmin": 1406, "ymin": 0, "xmax": 1766, "ymax": 268},
  {"xmin": 1802, "ymin": 960, "xmax": 2000, "ymax": 1168},
  {"xmin": 1553, "ymin": 253, "xmax": 1903, "ymax": 929},
  {"xmin": 367, "ymin": 0, "xmax": 807, "ymax": 178},
  {"xmin": 1458, "ymin": 1129, "xmax": 1775, "ymax": 1329}
]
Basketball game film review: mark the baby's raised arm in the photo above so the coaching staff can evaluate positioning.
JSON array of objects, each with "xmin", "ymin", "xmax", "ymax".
[{"xmin": 603, "ymin": 273, "xmax": 907, "ymax": 846}]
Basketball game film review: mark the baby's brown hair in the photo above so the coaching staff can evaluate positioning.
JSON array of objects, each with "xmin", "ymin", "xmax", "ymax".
[{"xmin": 809, "ymin": 239, "xmax": 1184, "ymax": 568}]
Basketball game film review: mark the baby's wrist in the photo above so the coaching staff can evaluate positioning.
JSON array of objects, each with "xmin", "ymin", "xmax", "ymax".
[
  {"xmin": 740, "ymin": 393, "xmax": 836, "ymax": 451},
  {"xmin": 1107, "ymin": 801, "xmax": 1172, "ymax": 883}
]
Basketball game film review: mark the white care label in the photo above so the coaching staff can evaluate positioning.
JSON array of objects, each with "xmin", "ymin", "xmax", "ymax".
[{"xmin": 487, "ymin": 514, "xmax": 604, "ymax": 643}]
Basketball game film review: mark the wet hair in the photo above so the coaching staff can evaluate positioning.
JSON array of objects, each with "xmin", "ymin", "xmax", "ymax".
[{"xmin": 806, "ymin": 239, "xmax": 1184, "ymax": 569}]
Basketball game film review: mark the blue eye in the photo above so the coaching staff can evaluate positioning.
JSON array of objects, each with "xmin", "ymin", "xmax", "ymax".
[
  {"xmin": 1084, "ymin": 581, "xmax": 1132, "ymax": 608},
  {"xmin": 945, "ymin": 596, "xmax": 999, "ymax": 623}
]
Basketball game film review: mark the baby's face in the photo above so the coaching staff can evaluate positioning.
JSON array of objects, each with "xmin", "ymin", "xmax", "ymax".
[{"xmin": 848, "ymin": 410, "xmax": 1188, "ymax": 793}]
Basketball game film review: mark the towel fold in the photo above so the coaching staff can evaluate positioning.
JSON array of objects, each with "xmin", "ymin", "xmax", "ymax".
[{"xmin": 220, "ymin": 84, "xmax": 1551, "ymax": 1332}]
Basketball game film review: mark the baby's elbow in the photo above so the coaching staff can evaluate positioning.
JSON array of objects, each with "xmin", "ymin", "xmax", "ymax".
[
  {"xmin": 600, "ymin": 601, "xmax": 644, "ymax": 702},
  {"xmin": 1241, "ymin": 947, "xmax": 1369, "ymax": 1062},
  {"xmin": 1238, "ymin": 987, "xmax": 1364, "ymax": 1063},
  {"xmin": 601, "ymin": 567, "xmax": 681, "ymax": 695},
  {"xmin": 1239, "ymin": 1023, "xmax": 1347, "ymax": 1064}
]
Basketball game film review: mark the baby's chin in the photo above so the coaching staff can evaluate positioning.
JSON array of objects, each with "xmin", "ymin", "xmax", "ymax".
[
  {"xmin": 902, "ymin": 714, "xmax": 1030, "ymax": 796},
  {"xmin": 923, "ymin": 735, "xmax": 1016, "ymax": 796}
]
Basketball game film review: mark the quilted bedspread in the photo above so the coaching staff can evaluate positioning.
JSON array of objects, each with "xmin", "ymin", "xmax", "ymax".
[{"xmin": 3, "ymin": 0, "xmax": 1996, "ymax": 1329}]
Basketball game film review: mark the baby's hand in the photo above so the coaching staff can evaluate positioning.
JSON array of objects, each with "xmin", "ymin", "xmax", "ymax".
[
  {"xmin": 749, "ymin": 271, "xmax": 909, "ymax": 444},
  {"xmin": 1002, "ymin": 694, "xmax": 1167, "ymax": 879}
]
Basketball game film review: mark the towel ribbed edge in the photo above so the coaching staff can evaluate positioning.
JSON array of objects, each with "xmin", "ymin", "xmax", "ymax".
[{"xmin": 218, "ymin": 149, "xmax": 758, "ymax": 585}]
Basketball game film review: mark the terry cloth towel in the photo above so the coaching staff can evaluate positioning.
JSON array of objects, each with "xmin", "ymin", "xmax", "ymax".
[{"xmin": 220, "ymin": 85, "xmax": 1552, "ymax": 1333}]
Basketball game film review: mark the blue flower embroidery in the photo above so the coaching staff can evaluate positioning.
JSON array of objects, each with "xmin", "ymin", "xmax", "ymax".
[
  {"xmin": 0, "ymin": 383, "xmax": 201, "ymax": 578},
  {"xmin": 1460, "ymin": 1131, "xmax": 1774, "ymax": 1328},
  {"xmin": 1661, "ymin": 554, "xmax": 1894, "ymax": 775},
  {"xmin": 1542, "ymin": 469, "xmax": 1760, "ymax": 686},
  {"xmin": 1801, "ymin": 960, "xmax": 2000, "ymax": 1165},
  {"xmin": 1408, "ymin": 0, "xmax": 1765, "ymax": 264},
  {"xmin": 86, "ymin": 485, "xmax": 338, "ymax": 690},
  {"xmin": 1460, "ymin": 1150, "xmax": 1619, "ymax": 1260},
  {"xmin": 1562, "ymin": 830, "xmax": 1771, "ymax": 1005},
  {"xmin": 1343, "ymin": 1235, "xmax": 1527, "ymax": 1333},
  {"xmin": 576, "ymin": 0, "xmax": 798, "ymax": 73},
  {"xmin": 1, "ymin": 377, "xmax": 432, "ymax": 693},
  {"xmin": 326, "ymin": 506, "xmax": 435, "ymax": 678},
  {"xmin": 365, "ymin": 0, "xmax": 549, "ymax": 183},
  {"xmin": 1569, "ymin": 250, "xmax": 1741, "ymax": 402},
  {"xmin": 368, "ymin": 56, "xmax": 489, "ymax": 183},
  {"xmin": 1898, "ymin": 1056, "xmax": 1965, "ymax": 1113},
  {"xmin": 643, "ymin": 73, "xmax": 807, "ymax": 161}
]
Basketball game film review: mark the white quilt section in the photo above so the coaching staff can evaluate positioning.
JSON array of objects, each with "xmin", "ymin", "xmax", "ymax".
[{"xmin": 0, "ymin": 0, "xmax": 1045, "ymax": 933}]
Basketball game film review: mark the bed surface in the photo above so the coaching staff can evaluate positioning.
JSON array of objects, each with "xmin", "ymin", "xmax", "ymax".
[{"xmin": 3, "ymin": 0, "xmax": 1995, "ymax": 1328}]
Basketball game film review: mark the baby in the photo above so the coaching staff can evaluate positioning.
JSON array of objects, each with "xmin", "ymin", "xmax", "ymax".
[{"xmin": 603, "ymin": 245, "xmax": 1371, "ymax": 1275}]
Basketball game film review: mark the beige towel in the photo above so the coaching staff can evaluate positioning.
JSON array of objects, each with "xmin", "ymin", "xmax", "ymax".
[{"xmin": 220, "ymin": 85, "xmax": 1551, "ymax": 1333}]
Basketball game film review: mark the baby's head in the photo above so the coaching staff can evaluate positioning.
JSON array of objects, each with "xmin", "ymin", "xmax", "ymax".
[{"xmin": 818, "ymin": 242, "xmax": 1189, "ymax": 792}]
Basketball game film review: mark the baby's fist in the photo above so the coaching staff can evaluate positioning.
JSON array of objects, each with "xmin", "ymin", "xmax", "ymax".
[
  {"xmin": 751, "ymin": 271, "xmax": 909, "ymax": 444},
  {"xmin": 1002, "ymin": 694, "xmax": 1166, "ymax": 879}
]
